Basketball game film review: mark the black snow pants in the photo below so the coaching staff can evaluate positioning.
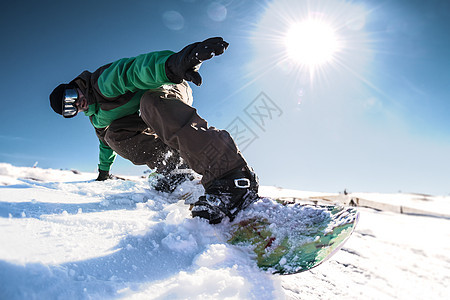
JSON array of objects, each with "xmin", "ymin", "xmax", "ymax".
[{"xmin": 97, "ymin": 82, "xmax": 247, "ymax": 187}]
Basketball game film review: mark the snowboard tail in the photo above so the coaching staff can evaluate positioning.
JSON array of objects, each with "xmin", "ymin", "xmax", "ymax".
[{"xmin": 227, "ymin": 200, "xmax": 359, "ymax": 275}]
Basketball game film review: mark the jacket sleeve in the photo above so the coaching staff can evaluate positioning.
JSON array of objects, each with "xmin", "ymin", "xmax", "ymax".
[
  {"xmin": 97, "ymin": 50, "xmax": 175, "ymax": 98},
  {"xmin": 98, "ymin": 139, "xmax": 116, "ymax": 171}
]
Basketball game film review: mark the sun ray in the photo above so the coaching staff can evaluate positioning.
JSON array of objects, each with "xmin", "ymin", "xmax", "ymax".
[
  {"xmin": 227, "ymin": 0, "xmax": 402, "ymax": 116},
  {"xmin": 241, "ymin": 0, "xmax": 391, "ymax": 97}
]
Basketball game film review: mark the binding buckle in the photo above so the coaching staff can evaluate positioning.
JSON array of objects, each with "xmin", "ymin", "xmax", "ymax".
[{"xmin": 234, "ymin": 178, "xmax": 251, "ymax": 188}]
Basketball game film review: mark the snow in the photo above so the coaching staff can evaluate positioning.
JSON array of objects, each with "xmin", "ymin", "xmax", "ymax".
[{"xmin": 0, "ymin": 162, "xmax": 449, "ymax": 299}]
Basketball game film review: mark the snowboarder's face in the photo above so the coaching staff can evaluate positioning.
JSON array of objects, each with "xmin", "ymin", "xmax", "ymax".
[{"xmin": 75, "ymin": 89, "xmax": 89, "ymax": 112}]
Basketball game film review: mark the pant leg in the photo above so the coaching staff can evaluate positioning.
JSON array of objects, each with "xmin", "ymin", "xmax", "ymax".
[
  {"xmin": 139, "ymin": 82, "xmax": 247, "ymax": 187},
  {"xmin": 103, "ymin": 113, "xmax": 181, "ymax": 174}
]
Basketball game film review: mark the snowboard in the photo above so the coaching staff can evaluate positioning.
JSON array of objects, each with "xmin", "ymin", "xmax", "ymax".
[
  {"xmin": 168, "ymin": 179, "xmax": 359, "ymax": 274},
  {"xmin": 225, "ymin": 198, "xmax": 359, "ymax": 275}
]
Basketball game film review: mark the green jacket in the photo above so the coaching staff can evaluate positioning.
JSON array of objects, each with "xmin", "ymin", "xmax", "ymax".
[{"xmin": 71, "ymin": 50, "xmax": 175, "ymax": 171}]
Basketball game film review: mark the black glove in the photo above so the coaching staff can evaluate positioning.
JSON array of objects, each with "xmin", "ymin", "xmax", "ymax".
[
  {"xmin": 165, "ymin": 37, "xmax": 229, "ymax": 86},
  {"xmin": 96, "ymin": 169, "xmax": 112, "ymax": 181}
]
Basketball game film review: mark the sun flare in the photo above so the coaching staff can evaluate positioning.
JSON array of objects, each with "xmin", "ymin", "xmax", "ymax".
[{"xmin": 285, "ymin": 19, "xmax": 339, "ymax": 66}]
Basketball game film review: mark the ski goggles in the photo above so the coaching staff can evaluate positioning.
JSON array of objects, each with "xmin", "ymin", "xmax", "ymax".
[{"xmin": 62, "ymin": 88, "xmax": 78, "ymax": 118}]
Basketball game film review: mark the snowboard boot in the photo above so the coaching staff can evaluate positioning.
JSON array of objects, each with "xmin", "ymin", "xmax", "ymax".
[
  {"xmin": 191, "ymin": 166, "xmax": 259, "ymax": 224},
  {"xmin": 149, "ymin": 150, "xmax": 195, "ymax": 193},
  {"xmin": 149, "ymin": 168, "xmax": 195, "ymax": 193}
]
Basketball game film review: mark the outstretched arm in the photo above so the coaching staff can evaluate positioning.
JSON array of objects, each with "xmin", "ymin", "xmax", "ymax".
[
  {"xmin": 96, "ymin": 139, "xmax": 116, "ymax": 181},
  {"xmin": 97, "ymin": 37, "xmax": 229, "ymax": 98},
  {"xmin": 97, "ymin": 51, "xmax": 175, "ymax": 98}
]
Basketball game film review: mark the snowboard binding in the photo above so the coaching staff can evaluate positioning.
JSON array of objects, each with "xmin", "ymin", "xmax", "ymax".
[{"xmin": 191, "ymin": 166, "xmax": 259, "ymax": 224}]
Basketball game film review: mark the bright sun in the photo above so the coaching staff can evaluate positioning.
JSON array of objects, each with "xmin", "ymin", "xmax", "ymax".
[{"xmin": 285, "ymin": 19, "xmax": 339, "ymax": 67}]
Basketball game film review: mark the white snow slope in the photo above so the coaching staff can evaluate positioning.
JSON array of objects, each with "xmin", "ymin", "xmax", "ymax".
[{"xmin": 0, "ymin": 163, "xmax": 449, "ymax": 299}]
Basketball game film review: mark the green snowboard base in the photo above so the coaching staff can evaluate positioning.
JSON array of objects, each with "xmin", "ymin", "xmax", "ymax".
[{"xmin": 226, "ymin": 198, "xmax": 359, "ymax": 275}]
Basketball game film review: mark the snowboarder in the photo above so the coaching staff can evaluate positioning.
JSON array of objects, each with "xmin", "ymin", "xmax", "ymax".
[{"xmin": 49, "ymin": 37, "xmax": 258, "ymax": 224}]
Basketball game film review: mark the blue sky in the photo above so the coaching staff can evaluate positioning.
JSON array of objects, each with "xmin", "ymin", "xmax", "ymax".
[{"xmin": 1, "ymin": 0, "xmax": 449, "ymax": 195}]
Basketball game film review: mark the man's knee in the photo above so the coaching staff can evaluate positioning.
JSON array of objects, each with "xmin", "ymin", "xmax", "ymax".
[
  {"xmin": 103, "ymin": 129, "xmax": 120, "ymax": 150},
  {"xmin": 140, "ymin": 87, "xmax": 198, "ymax": 139}
]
